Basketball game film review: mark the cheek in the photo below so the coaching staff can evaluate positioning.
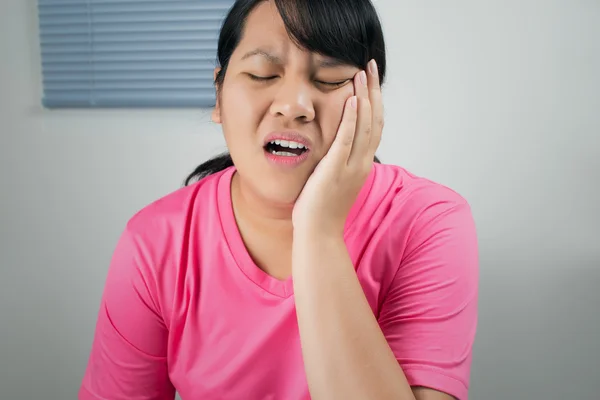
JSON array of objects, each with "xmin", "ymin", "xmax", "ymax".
[
  {"xmin": 319, "ymin": 94, "xmax": 351, "ymax": 146},
  {"xmin": 220, "ymin": 83, "xmax": 265, "ymax": 143}
]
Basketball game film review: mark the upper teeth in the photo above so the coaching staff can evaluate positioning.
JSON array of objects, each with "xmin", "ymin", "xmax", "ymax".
[{"xmin": 270, "ymin": 140, "xmax": 306, "ymax": 150}]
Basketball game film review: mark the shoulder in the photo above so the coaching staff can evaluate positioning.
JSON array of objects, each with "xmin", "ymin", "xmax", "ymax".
[
  {"xmin": 372, "ymin": 162, "xmax": 470, "ymax": 210},
  {"xmin": 357, "ymin": 163, "xmax": 477, "ymax": 263},
  {"xmin": 365, "ymin": 163, "xmax": 474, "ymax": 231},
  {"xmin": 115, "ymin": 168, "xmax": 232, "ymax": 273},
  {"xmin": 106, "ymin": 168, "xmax": 233, "ymax": 323},
  {"xmin": 125, "ymin": 168, "xmax": 230, "ymax": 238}
]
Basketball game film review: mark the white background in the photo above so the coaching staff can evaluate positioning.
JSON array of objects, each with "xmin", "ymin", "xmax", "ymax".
[{"xmin": 1, "ymin": 1, "xmax": 598, "ymax": 399}]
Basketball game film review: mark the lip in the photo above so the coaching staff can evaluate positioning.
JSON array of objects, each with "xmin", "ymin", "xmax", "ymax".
[
  {"xmin": 263, "ymin": 131, "xmax": 312, "ymax": 150},
  {"xmin": 264, "ymin": 149, "xmax": 310, "ymax": 168},
  {"xmin": 263, "ymin": 130, "xmax": 312, "ymax": 168}
]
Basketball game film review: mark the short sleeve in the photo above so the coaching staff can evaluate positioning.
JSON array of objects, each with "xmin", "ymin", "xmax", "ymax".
[
  {"xmin": 378, "ymin": 202, "xmax": 479, "ymax": 400},
  {"xmin": 79, "ymin": 226, "xmax": 175, "ymax": 400}
]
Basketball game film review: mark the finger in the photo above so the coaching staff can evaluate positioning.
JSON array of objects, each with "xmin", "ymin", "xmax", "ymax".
[
  {"xmin": 348, "ymin": 70, "xmax": 372, "ymax": 164},
  {"xmin": 367, "ymin": 59, "xmax": 384, "ymax": 154},
  {"xmin": 327, "ymin": 95, "xmax": 358, "ymax": 167}
]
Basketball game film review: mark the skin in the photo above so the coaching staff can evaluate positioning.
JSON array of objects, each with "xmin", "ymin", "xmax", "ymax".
[{"xmin": 212, "ymin": 2, "xmax": 456, "ymax": 399}]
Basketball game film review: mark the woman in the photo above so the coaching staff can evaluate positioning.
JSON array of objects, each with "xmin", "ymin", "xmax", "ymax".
[{"xmin": 79, "ymin": 0, "xmax": 478, "ymax": 399}]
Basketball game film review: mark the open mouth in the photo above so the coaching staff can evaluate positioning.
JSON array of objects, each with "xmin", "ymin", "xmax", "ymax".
[{"xmin": 264, "ymin": 140, "xmax": 309, "ymax": 157}]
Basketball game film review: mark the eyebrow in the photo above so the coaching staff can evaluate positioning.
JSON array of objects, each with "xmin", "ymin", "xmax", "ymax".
[
  {"xmin": 241, "ymin": 49, "xmax": 283, "ymax": 64},
  {"xmin": 241, "ymin": 48, "xmax": 351, "ymax": 69},
  {"xmin": 317, "ymin": 58, "xmax": 349, "ymax": 69}
]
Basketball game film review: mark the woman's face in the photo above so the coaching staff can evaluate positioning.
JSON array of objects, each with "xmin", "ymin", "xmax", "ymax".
[{"xmin": 212, "ymin": 1, "xmax": 360, "ymax": 206}]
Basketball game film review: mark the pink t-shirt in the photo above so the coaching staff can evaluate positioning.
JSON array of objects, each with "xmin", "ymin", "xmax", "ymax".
[{"xmin": 79, "ymin": 163, "xmax": 478, "ymax": 400}]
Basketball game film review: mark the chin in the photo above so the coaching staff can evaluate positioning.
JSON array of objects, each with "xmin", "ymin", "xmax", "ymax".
[{"xmin": 233, "ymin": 157, "xmax": 312, "ymax": 207}]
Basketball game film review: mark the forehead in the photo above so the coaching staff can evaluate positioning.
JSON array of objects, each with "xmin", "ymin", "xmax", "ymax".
[
  {"xmin": 237, "ymin": 1, "xmax": 292, "ymax": 53},
  {"xmin": 235, "ymin": 1, "xmax": 350, "ymax": 69},
  {"xmin": 244, "ymin": 2, "xmax": 288, "ymax": 39}
]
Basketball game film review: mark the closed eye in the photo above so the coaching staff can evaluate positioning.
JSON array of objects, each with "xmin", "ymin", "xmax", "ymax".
[
  {"xmin": 315, "ymin": 79, "xmax": 351, "ymax": 88},
  {"xmin": 247, "ymin": 74, "xmax": 278, "ymax": 82},
  {"xmin": 247, "ymin": 74, "xmax": 350, "ymax": 88}
]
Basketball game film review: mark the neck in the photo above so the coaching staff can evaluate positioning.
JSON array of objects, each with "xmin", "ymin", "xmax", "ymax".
[{"xmin": 230, "ymin": 172, "xmax": 295, "ymax": 237}]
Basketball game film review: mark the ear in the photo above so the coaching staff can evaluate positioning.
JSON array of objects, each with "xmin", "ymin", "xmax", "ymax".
[{"xmin": 211, "ymin": 67, "xmax": 222, "ymax": 124}]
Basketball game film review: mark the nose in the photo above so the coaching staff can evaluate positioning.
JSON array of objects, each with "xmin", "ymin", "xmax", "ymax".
[{"xmin": 269, "ymin": 77, "xmax": 315, "ymax": 123}]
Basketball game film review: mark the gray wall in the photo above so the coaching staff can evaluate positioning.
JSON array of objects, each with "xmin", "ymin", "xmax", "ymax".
[{"xmin": 1, "ymin": 0, "xmax": 598, "ymax": 399}]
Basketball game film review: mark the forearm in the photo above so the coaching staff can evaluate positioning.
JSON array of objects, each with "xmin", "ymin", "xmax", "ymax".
[{"xmin": 292, "ymin": 230, "xmax": 415, "ymax": 400}]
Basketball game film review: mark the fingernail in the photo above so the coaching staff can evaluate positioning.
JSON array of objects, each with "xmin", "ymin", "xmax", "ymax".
[
  {"xmin": 368, "ymin": 59, "xmax": 378, "ymax": 76},
  {"xmin": 350, "ymin": 96, "xmax": 357, "ymax": 109},
  {"xmin": 359, "ymin": 71, "xmax": 367, "ymax": 86}
]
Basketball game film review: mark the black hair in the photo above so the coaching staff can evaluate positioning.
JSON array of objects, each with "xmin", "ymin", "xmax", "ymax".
[{"xmin": 185, "ymin": 0, "xmax": 386, "ymax": 186}]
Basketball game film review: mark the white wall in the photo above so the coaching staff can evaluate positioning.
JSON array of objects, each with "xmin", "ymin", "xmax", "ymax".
[{"xmin": 1, "ymin": 1, "xmax": 598, "ymax": 399}]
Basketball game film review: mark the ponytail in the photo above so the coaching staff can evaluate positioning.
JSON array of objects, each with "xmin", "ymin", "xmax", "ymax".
[{"xmin": 184, "ymin": 153, "xmax": 234, "ymax": 186}]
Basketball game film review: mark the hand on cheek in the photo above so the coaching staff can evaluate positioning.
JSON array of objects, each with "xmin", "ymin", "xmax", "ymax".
[{"xmin": 292, "ymin": 60, "xmax": 383, "ymax": 236}]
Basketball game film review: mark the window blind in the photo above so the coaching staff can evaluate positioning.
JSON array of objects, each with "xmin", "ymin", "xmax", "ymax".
[{"xmin": 37, "ymin": 0, "xmax": 235, "ymax": 108}]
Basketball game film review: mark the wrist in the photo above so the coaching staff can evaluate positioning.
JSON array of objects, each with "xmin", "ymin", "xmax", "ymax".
[
  {"xmin": 291, "ymin": 226, "xmax": 351, "ymax": 277},
  {"xmin": 293, "ymin": 222, "xmax": 345, "ymax": 242}
]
